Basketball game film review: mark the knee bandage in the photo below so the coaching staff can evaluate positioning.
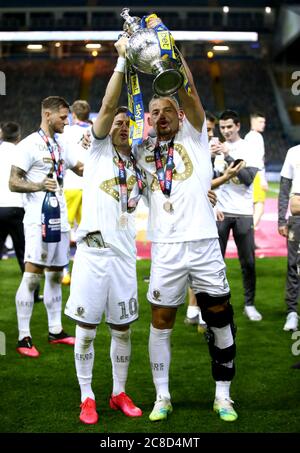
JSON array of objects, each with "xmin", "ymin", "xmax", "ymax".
[
  {"xmin": 196, "ymin": 292, "xmax": 236, "ymax": 381},
  {"xmin": 196, "ymin": 292, "xmax": 233, "ymax": 327}
]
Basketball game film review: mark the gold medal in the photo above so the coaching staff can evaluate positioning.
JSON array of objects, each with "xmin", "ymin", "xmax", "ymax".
[
  {"xmin": 163, "ymin": 201, "xmax": 174, "ymax": 213},
  {"xmin": 119, "ymin": 213, "xmax": 128, "ymax": 228}
]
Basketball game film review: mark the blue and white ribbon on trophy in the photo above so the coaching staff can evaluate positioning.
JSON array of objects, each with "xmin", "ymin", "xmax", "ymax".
[
  {"xmin": 142, "ymin": 14, "xmax": 191, "ymax": 95},
  {"xmin": 125, "ymin": 13, "xmax": 191, "ymax": 146},
  {"xmin": 126, "ymin": 67, "xmax": 145, "ymax": 147}
]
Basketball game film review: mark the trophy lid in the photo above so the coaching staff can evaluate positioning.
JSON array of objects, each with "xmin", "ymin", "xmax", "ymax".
[{"xmin": 120, "ymin": 8, "xmax": 141, "ymax": 35}]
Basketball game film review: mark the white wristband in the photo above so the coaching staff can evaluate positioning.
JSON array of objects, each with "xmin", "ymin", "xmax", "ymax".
[{"xmin": 114, "ymin": 56, "xmax": 126, "ymax": 73}]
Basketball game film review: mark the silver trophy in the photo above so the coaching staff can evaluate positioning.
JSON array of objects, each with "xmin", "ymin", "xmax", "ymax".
[{"xmin": 120, "ymin": 8, "xmax": 183, "ymax": 96}]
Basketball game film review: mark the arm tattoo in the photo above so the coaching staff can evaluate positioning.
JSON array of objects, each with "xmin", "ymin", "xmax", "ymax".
[{"xmin": 9, "ymin": 165, "xmax": 42, "ymax": 193}]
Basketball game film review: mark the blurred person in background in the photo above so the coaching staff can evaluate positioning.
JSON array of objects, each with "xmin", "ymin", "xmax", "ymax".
[
  {"xmin": 244, "ymin": 112, "xmax": 268, "ymax": 233},
  {"xmin": 216, "ymin": 109, "xmax": 261, "ymax": 322},
  {"xmin": 61, "ymin": 99, "xmax": 92, "ymax": 285},
  {"xmin": 278, "ymin": 143, "xmax": 300, "ymax": 332}
]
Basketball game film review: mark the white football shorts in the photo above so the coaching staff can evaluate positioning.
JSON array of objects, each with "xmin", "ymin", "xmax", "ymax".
[
  {"xmin": 24, "ymin": 224, "xmax": 70, "ymax": 268},
  {"xmin": 148, "ymin": 238, "xmax": 230, "ymax": 307},
  {"xmin": 65, "ymin": 242, "xmax": 138, "ymax": 326}
]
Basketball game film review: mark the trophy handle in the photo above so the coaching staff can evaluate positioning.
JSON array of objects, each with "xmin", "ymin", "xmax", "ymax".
[
  {"xmin": 120, "ymin": 8, "xmax": 141, "ymax": 35},
  {"xmin": 120, "ymin": 8, "xmax": 131, "ymax": 21}
]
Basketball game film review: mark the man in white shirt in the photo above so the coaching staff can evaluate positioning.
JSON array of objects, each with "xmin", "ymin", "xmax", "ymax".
[
  {"xmin": 278, "ymin": 144, "xmax": 300, "ymax": 332},
  {"xmin": 0, "ymin": 122, "xmax": 24, "ymax": 269},
  {"xmin": 9, "ymin": 96, "xmax": 83, "ymax": 358},
  {"xmin": 135, "ymin": 16, "xmax": 238, "ymax": 423},
  {"xmin": 64, "ymin": 37, "xmax": 143, "ymax": 425},
  {"xmin": 184, "ymin": 111, "xmax": 219, "ymax": 330},
  {"xmin": 216, "ymin": 109, "xmax": 261, "ymax": 322},
  {"xmin": 185, "ymin": 111, "xmax": 242, "ymax": 330},
  {"xmin": 244, "ymin": 112, "xmax": 268, "ymax": 230}
]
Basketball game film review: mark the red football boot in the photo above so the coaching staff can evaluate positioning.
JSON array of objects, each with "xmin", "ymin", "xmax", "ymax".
[
  {"xmin": 48, "ymin": 330, "xmax": 75, "ymax": 345},
  {"xmin": 16, "ymin": 337, "xmax": 39, "ymax": 358},
  {"xmin": 110, "ymin": 392, "xmax": 142, "ymax": 417},
  {"xmin": 79, "ymin": 398, "xmax": 98, "ymax": 425}
]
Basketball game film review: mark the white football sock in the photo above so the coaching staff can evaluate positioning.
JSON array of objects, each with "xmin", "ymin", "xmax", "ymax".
[
  {"xmin": 110, "ymin": 328, "xmax": 131, "ymax": 396},
  {"xmin": 16, "ymin": 272, "xmax": 42, "ymax": 341},
  {"xmin": 211, "ymin": 325, "xmax": 234, "ymax": 401},
  {"xmin": 149, "ymin": 324, "xmax": 172, "ymax": 400},
  {"xmin": 215, "ymin": 381, "xmax": 231, "ymax": 400},
  {"xmin": 44, "ymin": 271, "xmax": 63, "ymax": 334},
  {"xmin": 75, "ymin": 325, "xmax": 97, "ymax": 402},
  {"xmin": 198, "ymin": 308, "xmax": 206, "ymax": 325}
]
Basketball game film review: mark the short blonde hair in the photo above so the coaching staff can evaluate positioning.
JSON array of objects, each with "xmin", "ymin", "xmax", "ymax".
[{"xmin": 148, "ymin": 94, "xmax": 180, "ymax": 112}]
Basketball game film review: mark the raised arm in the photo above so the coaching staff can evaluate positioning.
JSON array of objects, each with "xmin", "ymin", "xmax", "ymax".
[
  {"xmin": 176, "ymin": 50, "xmax": 205, "ymax": 132},
  {"xmin": 9, "ymin": 165, "xmax": 57, "ymax": 193},
  {"xmin": 146, "ymin": 16, "xmax": 204, "ymax": 132},
  {"xmin": 92, "ymin": 36, "xmax": 128, "ymax": 139}
]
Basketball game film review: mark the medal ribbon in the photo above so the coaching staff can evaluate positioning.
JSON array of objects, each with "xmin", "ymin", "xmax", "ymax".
[
  {"xmin": 115, "ymin": 148, "xmax": 144, "ymax": 212},
  {"xmin": 38, "ymin": 128, "xmax": 63, "ymax": 188},
  {"xmin": 153, "ymin": 138, "xmax": 174, "ymax": 196}
]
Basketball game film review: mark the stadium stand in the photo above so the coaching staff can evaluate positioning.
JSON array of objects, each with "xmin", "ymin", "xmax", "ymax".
[
  {"xmin": 0, "ymin": 1, "xmax": 299, "ymax": 167},
  {"xmin": 0, "ymin": 60, "xmax": 84, "ymax": 136}
]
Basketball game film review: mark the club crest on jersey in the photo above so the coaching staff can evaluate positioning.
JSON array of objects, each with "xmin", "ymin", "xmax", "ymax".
[
  {"xmin": 153, "ymin": 290, "xmax": 161, "ymax": 301},
  {"xmin": 76, "ymin": 306, "xmax": 85, "ymax": 317},
  {"xmin": 144, "ymin": 137, "xmax": 155, "ymax": 151}
]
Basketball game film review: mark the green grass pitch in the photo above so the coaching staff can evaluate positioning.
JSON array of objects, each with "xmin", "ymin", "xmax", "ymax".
[{"xmin": 1, "ymin": 256, "xmax": 300, "ymax": 433}]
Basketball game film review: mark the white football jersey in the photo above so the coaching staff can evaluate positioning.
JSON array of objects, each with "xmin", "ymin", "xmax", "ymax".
[
  {"xmin": 60, "ymin": 123, "xmax": 90, "ymax": 190},
  {"xmin": 244, "ymin": 130, "xmax": 265, "ymax": 170},
  {"xmin": 15, "ymin": 131, "xmax": 78, "ymax": 231},
  {"xmin": 0, "ymin": 141, "xmax": 24, "ymax": 208},
  {"xmin": 136, "ymin": 117, "xmax": 218, "ymax": 243},
  {"xmin": 216, "ymin": 138, "xmax": 256, "ymax": 216},
  {"xmin": 76, "ymin": 134, "xmax": 144, "ymax": 260},
  {"xmin": 280, "ymin": 145, "xmax": 300, "ymax": 194}
]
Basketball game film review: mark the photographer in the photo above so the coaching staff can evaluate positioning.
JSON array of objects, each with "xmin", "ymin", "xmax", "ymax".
[{"xmin": 216, "ymin": 109, "xmax": 261, "ymax": 322}]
